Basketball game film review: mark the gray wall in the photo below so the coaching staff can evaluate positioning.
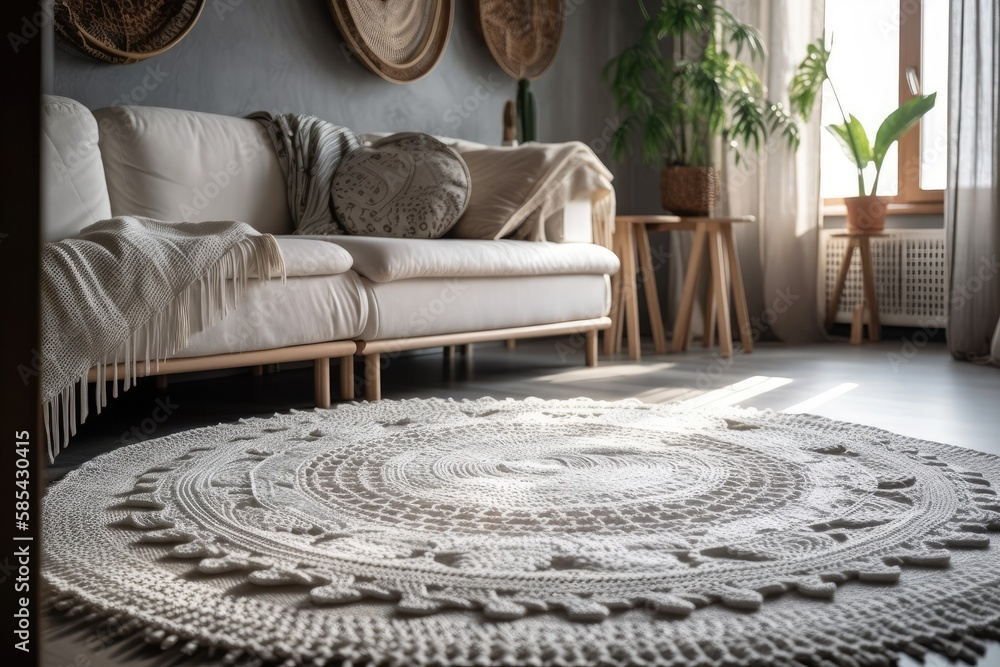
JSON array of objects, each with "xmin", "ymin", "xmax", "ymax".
[{"xmin": 50, "ymin": 0, "xmax": 655, "ymax": 214}]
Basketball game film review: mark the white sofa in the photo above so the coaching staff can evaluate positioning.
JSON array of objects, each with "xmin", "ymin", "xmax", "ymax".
[{"xmin": 42, "ymin": 95, "xmax": 619, "ymax": 404}]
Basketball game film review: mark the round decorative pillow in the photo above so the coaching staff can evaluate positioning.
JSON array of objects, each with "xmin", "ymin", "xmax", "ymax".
[{"xmin": 333, "ymin": 132, "xmax": 471, "ymax": 238}]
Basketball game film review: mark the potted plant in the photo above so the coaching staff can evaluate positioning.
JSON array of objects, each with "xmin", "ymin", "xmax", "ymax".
[
  {"xmin": 603, "ymin": 0, "xmax": 799, "ymax": 215},
  {"xmin": 789, "ymin": 39, "xmax": 936, "ymax": 233}
]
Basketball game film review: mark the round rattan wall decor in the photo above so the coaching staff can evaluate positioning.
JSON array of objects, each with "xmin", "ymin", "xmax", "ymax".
[
  {"xmin": 329, "ymin": 0, "xmax": 454, "ymax": 84},
  {"xmin": 476, "ymin": 0, "xmax": 565, "ymax": 81},
  {"xmin": 54, "ymin": 0, "xmax": 205, "ymax": 65}
]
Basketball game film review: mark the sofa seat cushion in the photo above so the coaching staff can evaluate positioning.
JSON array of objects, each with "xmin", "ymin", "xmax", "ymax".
[
  {"xmin": 253, "ymin": 237, "xmax": 354, "ymax": 278},
  {"xmin": 359, "ymin": 274, "xmax": 610, "ymax": 340},
  {"xmin": 172, "ymin": 271, "xmax": 368, "ymax": 358},
  {"xmin": 320, "ymin": 237, "xmax": 619, "ymax": 283}
]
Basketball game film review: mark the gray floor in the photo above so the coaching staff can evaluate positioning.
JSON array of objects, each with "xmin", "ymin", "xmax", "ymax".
[{"xmin": 42, "ymin": 336, "xmax": 1000, "ymax": 666}]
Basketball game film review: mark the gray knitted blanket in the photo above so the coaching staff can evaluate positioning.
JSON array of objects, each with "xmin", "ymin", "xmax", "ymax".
[
  {"xmin": 249, "ymin": 112, "xmax": 360, "ymax": 236},
  {"xmin": 41, "ymin": 217, "xmax": 284, "ymax": 460}
]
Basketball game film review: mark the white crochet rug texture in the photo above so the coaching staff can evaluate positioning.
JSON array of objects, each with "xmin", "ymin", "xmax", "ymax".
[{"xmin": 43, "ymin": 397, "xmax": 1000, "ymax": 666}]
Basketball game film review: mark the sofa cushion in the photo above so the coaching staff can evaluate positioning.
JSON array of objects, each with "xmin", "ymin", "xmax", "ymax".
[
  {"xmin": 221, "ymin": 238, "xmax": 353, "ymax": 278},
  {"xmin": 262, "ymin": 238, "xmax": 354, "ymax": 278},
  {"xmin": 333, "ymin": 133, "xmax": 471, "ymax": 239},
  {"xmin": 41, "ymin": 96, "xmax": 113, "ymax": 242},
  {"xmin": 160, "ymin": 272, "xmax": 368, "ymax": 358},
  {"xmin": 93, "ymin": 105, "xmax": 290, "ymax": 235},
  {"xmin": 359, "ymin": 274, "xmax": 611, "ymax": 340},
  {"xmin": 321, "ymin": 237, "xmax": 620, "ymax": 283}
]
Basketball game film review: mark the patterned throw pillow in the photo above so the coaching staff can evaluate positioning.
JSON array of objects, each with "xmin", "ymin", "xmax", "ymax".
[{"xmin": 332, "ymin": 133, "xmax": 471, "ymax": 238}]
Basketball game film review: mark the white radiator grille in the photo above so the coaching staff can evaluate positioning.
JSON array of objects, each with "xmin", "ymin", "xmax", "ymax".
[{"xmin": 818, "ymin": 230, "xmax": 947, "ymax": 327}]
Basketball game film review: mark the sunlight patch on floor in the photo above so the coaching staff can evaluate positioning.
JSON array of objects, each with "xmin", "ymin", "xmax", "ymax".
[
  {"xmin": 633, "ymin": 386, "xmax": 703, "ymax": 404},
  {"xmin": 681, "ymin": 376, "xmax": 794, "ymax": 408},
  {"xmin": 783, "ymin": 383, "xmax": 860, "ymax": 414},
  {"xmin": 532, "ymin": 362, "xmax": 676, "ymax": 384}
]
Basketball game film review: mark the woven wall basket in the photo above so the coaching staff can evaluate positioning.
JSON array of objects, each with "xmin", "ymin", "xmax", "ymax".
[
  {"xmin": 476, "ymin": 0, "xmax": 565, "ymax": 80},
  {"xmin": 329, "ymin": 0, "xmax": 454, "ymax": 84},
  {"xmin": 54, "ymin": 0, "xmax": 205, "ymax": 65}
]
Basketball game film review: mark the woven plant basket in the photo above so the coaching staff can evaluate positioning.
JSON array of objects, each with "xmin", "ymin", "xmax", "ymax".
[
  {"xmin": 329, "ymin": 0, "xmax": 453, "ymax": 83},
  {"xmin": 476, "ymin": 0, "xmax": 565, "ymax": 81},
  {"xmin": 54, "ymin": 0, "xmax": 205, "ymax": 65},
  {"xmin": 660, "ymin": 166, "xmax": 720, "ymax": 216}
]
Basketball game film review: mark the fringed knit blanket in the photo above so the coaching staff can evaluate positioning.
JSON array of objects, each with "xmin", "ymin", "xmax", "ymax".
[{"xmin": 41, "ymin": 217, "xmax": 285, "ymax": 461}]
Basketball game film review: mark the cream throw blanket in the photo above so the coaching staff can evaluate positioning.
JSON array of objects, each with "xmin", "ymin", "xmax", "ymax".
[
  {"xmin": 41, "ymin": 217, "xmax": 285, "ymax": 461},
  {"xmin": 448, "ymin": 140, "xmax": 616, "ymax": 248}
]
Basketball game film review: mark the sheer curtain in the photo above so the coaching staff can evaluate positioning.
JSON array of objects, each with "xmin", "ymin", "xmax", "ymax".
[
  {"xmin": 719, "ymin": 0, "xmax": 826, "ymax": 344},
  {"xmin": 946, "ymin": 0, "xmax": 1000, "ymax": 364}
]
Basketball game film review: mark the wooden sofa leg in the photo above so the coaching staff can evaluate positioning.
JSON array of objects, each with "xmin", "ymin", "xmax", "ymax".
[
  {"xmin": 505, "ymin": 339, "xmax": 517, "ymax": 351},
  {"xmin": 314, "ymin": 358, "xmax": 331, "ymax": 408},
  {"xmin": 339, "ymin": 356, "xmax": 355, "ymax": 401},
  {"xmin": 155, "ymin": 375, "xmax": 169, "ymax": 389},
  {"xmin": 365, "ymin": 353, "xmax": 382, "ymax": 401},
  {"xmin": 585, "ymin": 330, "xmax": 598, "ymax": 367}
]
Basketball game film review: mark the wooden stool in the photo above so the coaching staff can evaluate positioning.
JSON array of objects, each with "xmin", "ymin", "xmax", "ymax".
[
  {"xmin": 825, "ymin": 233, "xmax": 882, "ymax": 344},
  {"xmin": 608, "ymin": 215, "xmax": 756, "ymax": 360}
]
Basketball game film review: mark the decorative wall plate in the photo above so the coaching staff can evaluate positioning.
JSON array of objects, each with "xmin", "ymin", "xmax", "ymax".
[
  {"xmin": 329, "ymin": 0, "xmax": 454, "ymax": 84},
  {"xmin": 476, "ymin": 0, "xmax": 565, "ymax": 80},
  {"xmin": 54, "ymin": 0, "xmax": 205, "ymax": 65}
]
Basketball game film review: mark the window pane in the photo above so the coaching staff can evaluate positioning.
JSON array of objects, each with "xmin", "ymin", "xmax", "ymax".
[
  {"xmin": 821, "ymin": 0, "xmax": 899, "ymax": 199},
  {"xmin": 919, "ymin": 0, "xmax": 948, "ymax": 190}
]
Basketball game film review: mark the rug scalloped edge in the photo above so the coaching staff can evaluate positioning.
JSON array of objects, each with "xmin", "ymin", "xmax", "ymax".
[{"xmin": 42, "ymin": 582, "xmax": 1000, "ymax": 667}]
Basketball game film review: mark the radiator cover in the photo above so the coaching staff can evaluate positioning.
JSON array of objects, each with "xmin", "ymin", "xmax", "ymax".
[{"xmin": 818, "ymin": 230, "xmax": 947, "ymax": 327}]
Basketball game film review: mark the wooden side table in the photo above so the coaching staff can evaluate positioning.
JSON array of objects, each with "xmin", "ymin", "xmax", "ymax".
[
  {"xmin": 825, "ymin": 233, "xmax": 882, "ymax": 344},
  {"xmin": 607, "ymin": 215, "xmax": 756, "ymax": 360}
]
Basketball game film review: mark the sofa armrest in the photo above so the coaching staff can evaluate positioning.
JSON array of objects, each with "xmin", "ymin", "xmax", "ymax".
[{"xmin": 544, "ymin": 199, "xmax": 594, "ymax": 244}]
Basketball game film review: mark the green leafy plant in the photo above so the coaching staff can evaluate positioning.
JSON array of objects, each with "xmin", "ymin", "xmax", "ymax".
[
  {"xmin": 789, "ymin": 38, "xmax": 936, "ymax": 197},
  {"xmin": 603, "ymin": 0, "xmax": 799, "ymax": 168}
]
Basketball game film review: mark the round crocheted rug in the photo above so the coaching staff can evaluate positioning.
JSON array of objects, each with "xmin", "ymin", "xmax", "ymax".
[{"xmin": 44, "ymin": 398, "xmax": 1000, "ymax": 666}]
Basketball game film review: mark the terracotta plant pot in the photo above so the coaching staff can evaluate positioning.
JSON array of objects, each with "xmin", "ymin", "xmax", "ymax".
[
  {"xmin": 844, "ymin": 195, "xmax": 889, "ymax": 234},
  {"xmin": 660, "ymin": 166, "xmax": 720, "ymax": 216}
]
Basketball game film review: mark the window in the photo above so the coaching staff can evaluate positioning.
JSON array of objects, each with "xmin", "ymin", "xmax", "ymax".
[{"xmin": 821, "ymin": 0, "xmax": 947, "ymax": 212}]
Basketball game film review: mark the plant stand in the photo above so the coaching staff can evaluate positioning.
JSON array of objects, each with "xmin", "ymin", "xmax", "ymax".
[
  {"xmin": 608, "ymin": 215, "xmax": 755, "ymax": 360},
  {"xmin": 825, "ymin": 233, "xmax": 883, "ymax": 344}
]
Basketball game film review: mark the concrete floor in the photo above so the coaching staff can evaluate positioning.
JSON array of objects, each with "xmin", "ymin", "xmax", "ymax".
[{"xmin": 42, "ymin": 337, "xmax": 1000, "ymax": 666}]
